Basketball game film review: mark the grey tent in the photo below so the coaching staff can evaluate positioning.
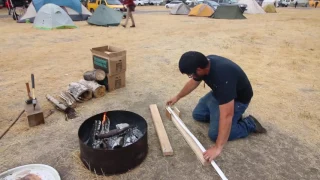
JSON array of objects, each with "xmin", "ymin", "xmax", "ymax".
[
  {"xmin": 170, "ymin": 3, "xmax": 190, "ymax": 15},
  {"xmin": 238, "ymin": 0, "xmax": 265, "ymax": 14},
  {"xmin": 87, "ymin": 5, "xmax": 123, "ymax": 27},
  {"xmin": 211, "ymin": 5, "xmax": 246, "ymax": 19}
]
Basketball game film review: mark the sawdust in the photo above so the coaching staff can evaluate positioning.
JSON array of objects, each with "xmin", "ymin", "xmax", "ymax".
[{"xmin": 0, "ymin": 6, "xmax": 320, "ymax": 180}]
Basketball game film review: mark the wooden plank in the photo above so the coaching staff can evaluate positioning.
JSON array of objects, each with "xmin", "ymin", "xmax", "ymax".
[
  {"xmin": 167, "ymin": 107, "xmax": 228, "ymax": 179},
  {"xmin": 166, "ymin": 108, "xmax": 210, "ymax": 166},
  {"xmin": 165, "ymin": 106, "xmax": 180, "ymax": 121},
  {"xmin": 165, "ymin": 108, "xmax": 171, "ymax": 120},
  {"xmin": 149, "ymin": 104, "xmax": 174, "ymax": 156}
]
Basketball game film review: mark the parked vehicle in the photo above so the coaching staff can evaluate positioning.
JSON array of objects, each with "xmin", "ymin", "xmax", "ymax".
[
  {"xmin": 149, "ymin": 0, "xmax": 163, "ymax": 5},
  {"xmin": 87, "ymin": 0, "xmax": 126, "ymax": 13},
  {"xmin": 165, "ymin": 0, "xmax": 182, "ymax": 8},
  {"xmin": 278, "ymin": 0, "xmax": 290, "ymax": 6},
  {"xmin": 134, "ymin": 0, "xmax": 145, "ymax": 5},
  {"xmin": 217, "ymin": 0, "xmax": 247, "ymax": 12},
  {"xmin": 309, "ymin": 0, "xmax": 319, "ymax": 7},
  {"xmin": 201, "ymin": 0, "xmax": 219, "ymax": 9}
]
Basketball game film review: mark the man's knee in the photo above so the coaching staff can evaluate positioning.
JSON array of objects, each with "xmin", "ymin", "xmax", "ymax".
[
  {"xmin": 208, "ymin": 129, "xmax": 218, "ymax": 142},
  {"xmin": 192, "ymin": 110, "xmax": 209, "ymax": 122},
  {"xmin": 192, "ymin": 111, "xmax": 202, "ymax": 121}
]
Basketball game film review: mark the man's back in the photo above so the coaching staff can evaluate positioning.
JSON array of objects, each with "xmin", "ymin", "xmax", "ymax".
[{"xmin": 203, "ymin": 55, "xmax": 253, "ymax": 105}]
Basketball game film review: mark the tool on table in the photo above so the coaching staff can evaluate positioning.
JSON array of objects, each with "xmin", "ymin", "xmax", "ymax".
[
  {"xmin": 31, "ymin": 74, "xmax": 37, "ymax": 110},
  {"xmin": 25, "ymin": 82, "xmax": 32, "ymax": 104}
]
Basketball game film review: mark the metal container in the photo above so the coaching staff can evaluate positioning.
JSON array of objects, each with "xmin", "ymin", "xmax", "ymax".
[{"xmin": 78, "ymin": 110, "xmax": 148, "ymax": 175}]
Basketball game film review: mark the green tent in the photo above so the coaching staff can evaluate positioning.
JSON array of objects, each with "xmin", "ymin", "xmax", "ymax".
[
  {"xmin": 211, "ymin": 5, "xmax": 246, "ymax": 19},
  {"xmin": 87, "ymin": 5, "xmax": 123, "ymax": 27}
]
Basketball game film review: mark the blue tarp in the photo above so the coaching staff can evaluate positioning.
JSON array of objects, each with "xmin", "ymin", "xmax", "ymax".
[{"xmin": 33, "ymin": 0, "xmax": 82, "ymax": 13}]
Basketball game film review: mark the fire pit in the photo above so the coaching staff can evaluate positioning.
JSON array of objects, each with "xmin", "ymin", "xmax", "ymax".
[{"xmin": 78, "ymin": 110, "xmax": 148, "ymax": 175}]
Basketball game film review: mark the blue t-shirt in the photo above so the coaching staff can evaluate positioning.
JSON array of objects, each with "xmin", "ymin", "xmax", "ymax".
[{"xmin": 194, "ymin": 55, "xmax": 253, "ymax": 105}]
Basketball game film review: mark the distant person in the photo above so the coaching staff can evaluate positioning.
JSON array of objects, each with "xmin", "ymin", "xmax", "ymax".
[
  {"xmin": 5, "ymin": 0, "xmax": 11, "ymax": 15},
  {"xmin": 121, "ymin": 0, "xmax": 136, "ymax": 28},
  {"xmin": 295, "ymin": 1, "xmax": 298, "ymax": 8},
  {"xmin": 315, "ymin": 1, "xmax": 319, "ymax": 8}
]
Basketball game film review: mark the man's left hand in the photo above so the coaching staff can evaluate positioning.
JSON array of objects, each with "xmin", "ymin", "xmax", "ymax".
[{"xmin": 203, "ymin": 146, "xmax": 223, "ymax": 162}]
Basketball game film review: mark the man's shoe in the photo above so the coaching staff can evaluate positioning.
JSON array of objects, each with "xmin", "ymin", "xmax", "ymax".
[
  {"xmin": 130, "ymin": 25, "xmax": 135, "ymax": 28},
  {"xmin": 121, "ymin": 24, "xmax": 126, "ymax": 28},
  {"xmin": 249, "ymin": 115, "xmax": 267, "ymax": 133}
]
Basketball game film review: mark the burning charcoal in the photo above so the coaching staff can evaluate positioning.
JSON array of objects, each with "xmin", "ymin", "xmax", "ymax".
[
  {"xmin": 132, "ymin": 127, "xmax": 143, "ymax": 139},
  {"xmin": 106, "ymin": 136, "xmax": 118, "ymax": 149},
  {"xmin": 91, "ymin": 120, "xmax": 104, "ymax": 149},
  {"xmin": 123, "ymin": 128, "xmax": 137, "ymax": 147},
  {"xmin": 123, "ymin": 135, "xmax": 132, "ymax": 147},
  {"xmin": 86, "ymin": 120, "xmax": 101, "ymax": 146},
  {"xmin": 92, "ymin": 139, "xmax": 102, "ymax": 149},
  {"xmin": 100, "ymin": 120, "xmax": 110, "ymax": 134},
  {"xmin": 93, "ymin": 120, "xmax": 101, "ymax": 137},
  {"xmin": 123, "ymin": 135, "xmax": 134, "ymax": 147},
  {"xmin": 105, "ymin": 119, "xmax": 110, "ymax": 133},
  {"xmin": 116, "ymin": 123, "xmax": 129, "ymax": 130},
  {"xmin": 100, "ymin": 140, "xmax": 108, "ymax": 149},
  {"xmin": 112, "ymin": 136, "xmax": 124, "ymax": 149}
]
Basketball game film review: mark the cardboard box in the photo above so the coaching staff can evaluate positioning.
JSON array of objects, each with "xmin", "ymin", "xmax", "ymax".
[
  {"xmin": 97, "ymin": 72, "xmax": 126, "ymax": 92},
  {"xmin": 91, "ymin": 45, "xmax": 126, "ymax": 76}
]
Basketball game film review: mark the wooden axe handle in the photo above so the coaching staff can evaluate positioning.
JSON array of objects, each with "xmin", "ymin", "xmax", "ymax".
[{"xmin": 26, "ymin": 82, "xmax": 31, "ymax": 99}]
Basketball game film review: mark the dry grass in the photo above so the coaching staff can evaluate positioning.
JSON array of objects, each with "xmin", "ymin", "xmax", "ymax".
[{"xmin": 0, "ymin": 7, "xmax": 320, "ymax": 180}]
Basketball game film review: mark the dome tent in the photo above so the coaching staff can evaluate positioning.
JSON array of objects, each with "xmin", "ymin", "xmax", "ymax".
[
  {"xmin": 33, "ymin": 3, "xmax": 77, "ymax": 30},
  {"xmin": 18, "ymin": 0, "xmax": 91, "ymax": 23}
]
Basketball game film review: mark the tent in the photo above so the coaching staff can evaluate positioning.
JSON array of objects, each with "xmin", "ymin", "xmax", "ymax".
[
  {"xmin": 262, "ymin": 0, "xmax": 276, "ymax": 7},
  {"xmin": 33, "ymin": 0, "xmax": 81, "ymax": 13},
  {"xmin": 238, "ymin": 0, "xmax": 265, "ymax": 14},
  {"xmin": 211, "ymin": 5, "xmax": 246, "ymax": 19},
  {"xmin": 87, "ymin": 5, "xmax": 123, "ymax": 27},
  {"xmin": 33, "ymin": 3, "xmax": 77, "ymax": 30},
  {"xmin": 263, "ymin": 4, "xmax": 276, "ymax": 13},
  {"xmin": 18, "ymin": 1, "xmax": 91, "ymax": 23},
  {"xmin": 170, "ymin": 3, "xmax": 190, "ymax": 15},
  {"xmin": 188, "ymin": 4, "xmax": 214, "ymax": 17}
]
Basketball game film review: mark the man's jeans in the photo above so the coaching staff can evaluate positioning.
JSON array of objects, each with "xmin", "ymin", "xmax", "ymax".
[{"xmin": 192, "ymin": 92, "xmax": 256, "ymax": 141}]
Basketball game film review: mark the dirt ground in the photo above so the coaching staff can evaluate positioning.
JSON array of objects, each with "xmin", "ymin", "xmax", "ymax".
[{"xmin": 0, "ymin": 6, "xmax": 320, "ymax": 180}]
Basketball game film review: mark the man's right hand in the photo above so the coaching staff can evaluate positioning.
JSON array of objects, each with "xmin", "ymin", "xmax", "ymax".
[{"xmin": 166, "ymin": 95, "xmax": 180, "ymax": 106}]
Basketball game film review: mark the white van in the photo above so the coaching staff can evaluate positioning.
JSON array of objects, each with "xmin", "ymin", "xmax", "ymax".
[{"xmin": 278, "ymin": 0, "xmax": 290, "ymax": 7}]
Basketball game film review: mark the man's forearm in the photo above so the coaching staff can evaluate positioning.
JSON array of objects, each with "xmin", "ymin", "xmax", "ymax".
[
  {"xmin": 177, "ymin": 79, "xmax": 200, "ymax": 99},
  {"xmin": 215, "ymin": 115, "xmax": 233, "ymax": 148}
]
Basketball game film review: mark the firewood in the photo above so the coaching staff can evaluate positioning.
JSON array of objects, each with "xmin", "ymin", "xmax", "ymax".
[
  {"xmin": 46, "ymin": 94, "xmax": 77, "ymax": 120},
  {"xmin": 68, "ymin": 82, "xmax": 93, "ymax": 102},
  {"xmin": 46, "ymin": 94, "xmax": 67, "ymax": 111},
  {"xmin": 60, "ymin": 91, "xmax": 77, "ymax": 108},
  {"xmin": 83, "ymin": 69, "xmax": 105, "ymax": 81},
  {"xmin": 79, "ymin": 79, "xmax": 106, "ymax": 98}
]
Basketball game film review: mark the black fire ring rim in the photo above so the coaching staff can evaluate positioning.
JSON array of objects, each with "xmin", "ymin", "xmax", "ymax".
[{"xmin": 77, "ymin": 110, "xmax": 149, "ymax": 175}]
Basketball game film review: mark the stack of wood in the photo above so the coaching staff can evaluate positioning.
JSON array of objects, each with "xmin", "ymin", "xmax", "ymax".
[
  {"xmin": 67, "ymin": 69, "xmax": 106, "ymax": 103},
  {"xmin": 46, "ymin": 69, "xmax": 107, "ymax": 120}
]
